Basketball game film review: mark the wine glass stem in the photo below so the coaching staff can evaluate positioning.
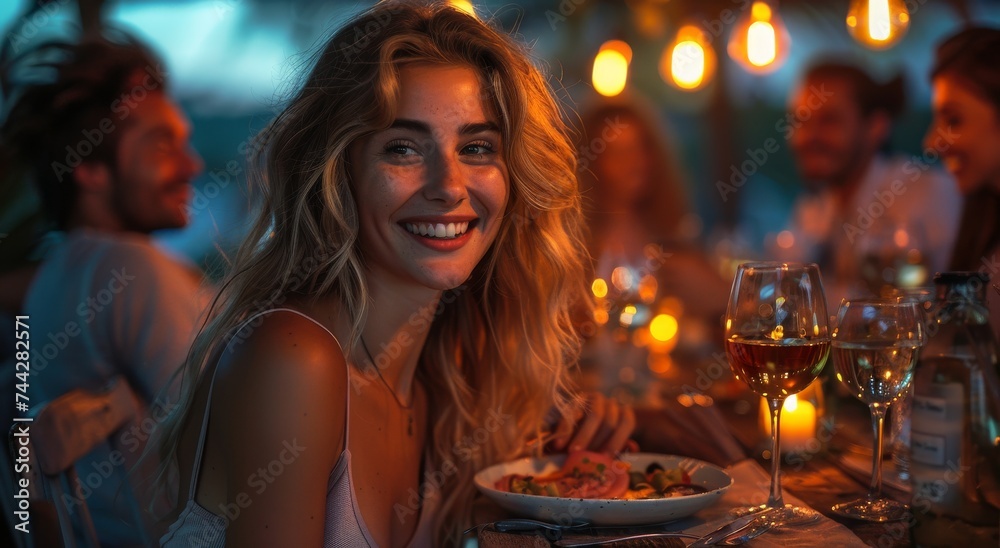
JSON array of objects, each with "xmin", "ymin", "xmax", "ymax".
[
  {"xmin": 868, "ymin": 405, "xmax": 887, "ymax": 501},
  {"xmin": 767, "ymin": 397, "xmax": 785, "ymax": 509}
]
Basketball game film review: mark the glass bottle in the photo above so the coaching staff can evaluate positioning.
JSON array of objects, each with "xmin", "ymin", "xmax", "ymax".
[{"xmin": 910, "ymin": 272, "xmax": 1000, "ymax": 542}]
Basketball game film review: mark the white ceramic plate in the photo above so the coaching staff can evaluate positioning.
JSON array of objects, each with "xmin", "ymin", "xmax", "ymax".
[{"xmin": 473, "ymin": 453, "xmax": 732, "ymax": 526}]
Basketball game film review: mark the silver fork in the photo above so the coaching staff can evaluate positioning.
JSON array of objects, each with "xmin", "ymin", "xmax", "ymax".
[
  {"xmin": 462, "ymin": 517, "xmax": 683, "ymax": 540},
  {"xmin": 552, "ymin": 519, "xmax": 772, "ymax": 547}
]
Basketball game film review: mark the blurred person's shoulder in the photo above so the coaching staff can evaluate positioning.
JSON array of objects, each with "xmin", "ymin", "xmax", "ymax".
[
  {"xmin": 50, "ymin": 228, "xmax": 203, "ymax": 292},
  {"xmin": 881, "ymin": 155, "xmax": 958, "ymax": 197}
]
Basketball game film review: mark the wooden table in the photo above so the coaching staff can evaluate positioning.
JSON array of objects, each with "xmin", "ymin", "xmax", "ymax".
[{"xmin": 477, "ymin": 384, "xmax": 1000, "ymax": 547}]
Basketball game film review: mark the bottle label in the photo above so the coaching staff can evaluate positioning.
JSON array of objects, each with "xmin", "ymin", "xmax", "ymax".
[
  {"xmin": 911, "ymin": 380, "xmax": 965, "ymax": 513},
  {"xmin": 911, "ymin": 395, "xmax": 947, "ymax": 421},
  {"xmin": 911, "ymin": 431, "xmax": 946, "ymax": 466},
  {"xmin": 911, "ymin": 386, "xmax": 963, "ymax": 467}
]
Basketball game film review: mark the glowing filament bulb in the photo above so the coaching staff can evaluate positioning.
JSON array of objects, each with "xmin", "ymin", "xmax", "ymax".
[
  {"xmin": 747, "ymin": 21, "xmax": 777, "ymax": 66},
  {"xmin": 847, "ymin": 0, "xmax": 910, "ymax": 50},
  {"xmin": 662, "ymin": 25, "xmax": 715, "ymax": 91},
  {"xmin": 727, "ymin": 1, "xmax": 788, "ymax": 73},
  {"xmin": 592, "ymin": 49, "xmax": 628, "ymax": 97},
  {"xmin": 449, "ymin": 0, "xmax": 476, "ymax": 17},
  {"xmin": 869, "ymin": 0, "xmax": 890, "ymax": 41},
  {"xmin": 671, "ymin": 41, "xmax": 706, "ymax": 89}
]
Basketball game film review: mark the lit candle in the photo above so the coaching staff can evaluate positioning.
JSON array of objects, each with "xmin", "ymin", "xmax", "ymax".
[{"xmin": 760, "ymin": 394, "xmax": 817, "ymax": 453}]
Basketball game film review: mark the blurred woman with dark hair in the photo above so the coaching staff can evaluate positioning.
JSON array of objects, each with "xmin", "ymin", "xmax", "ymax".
[{"xmin": 926, "ymin": 26, "xmax": 1000, "ymax": 335}]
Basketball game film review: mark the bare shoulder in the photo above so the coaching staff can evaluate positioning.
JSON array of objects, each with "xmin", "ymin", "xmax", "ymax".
[
  {"xmin": 213, "ymin": 309, "xmax": 348, "ymax": 464},
  {"xmin": 203, "ymin": 309, "xmax": 350, "ymax": 544}
]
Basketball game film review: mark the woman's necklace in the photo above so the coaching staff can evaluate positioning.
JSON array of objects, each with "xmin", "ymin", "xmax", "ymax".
[{"xmin": 359, "ymin": 335, "xmax": 414, "ymax": 436}]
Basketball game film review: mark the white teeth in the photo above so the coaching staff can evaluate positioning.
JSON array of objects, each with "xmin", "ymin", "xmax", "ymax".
[{"xmin": 404, "ymin": 221, "xmax": 470, "ymax": 239}]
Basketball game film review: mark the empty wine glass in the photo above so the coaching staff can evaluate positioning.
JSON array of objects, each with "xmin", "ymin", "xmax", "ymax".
[
  {"xmin": 831, "ymin": 298, "xmax": 925, "ymax": 521},
  {"xmin": 725, "ymin": 262, "xmax": 831, "ymax": 524}
]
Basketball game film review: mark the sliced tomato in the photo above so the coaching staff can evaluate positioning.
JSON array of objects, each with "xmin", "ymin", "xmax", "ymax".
[
  {"xmin": 559, "ymin": 451, "xmax": 631, "ymax": 499},
  {"xmin": 495, "ymin": 452, "xmax": 632, "ymax": 499},
  {"xmin": 600, "ymin": 457, "xmax": 632, "ymax": 498},
  {"xmin": 561, "ymin": 451, "xmax": 613, "ymax": 477}
]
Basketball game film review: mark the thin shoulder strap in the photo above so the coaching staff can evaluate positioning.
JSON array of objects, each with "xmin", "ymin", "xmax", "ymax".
[{"xmin": 187, "ymin": 307, "xmax": 348, "ymax": 498}]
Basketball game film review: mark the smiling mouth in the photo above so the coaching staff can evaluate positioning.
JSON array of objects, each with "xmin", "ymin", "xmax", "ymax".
[
  {"xmin": 403, "ymin": 220, "xmax": 475, "ymax": 240},
  {"xmin": 943, "ymin": 156, "xmax": 963, "ymax": 173}
]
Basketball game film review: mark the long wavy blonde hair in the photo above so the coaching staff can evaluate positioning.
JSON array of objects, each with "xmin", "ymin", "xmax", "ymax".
[{"xmin": 152, "ymin": 1, "xmax": 590, "ymax": 544}]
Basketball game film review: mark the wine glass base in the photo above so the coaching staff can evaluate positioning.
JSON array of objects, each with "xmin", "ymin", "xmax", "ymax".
[
  {"xmin": 832, "ymin": 498, "xmax": 909, "ymax": 522},
  {"xmin": 729, "ymin": 504, "xmax": 821, "ymax": 527}
]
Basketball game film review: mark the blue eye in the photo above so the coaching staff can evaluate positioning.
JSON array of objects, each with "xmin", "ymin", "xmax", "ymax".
[
  {"xmin": 384, "ymin": 140, "xmax": 417, "ymax": 156},
  {"xmin": 462, "ymin": 141, "xmax": 496, "ymax": 155}
]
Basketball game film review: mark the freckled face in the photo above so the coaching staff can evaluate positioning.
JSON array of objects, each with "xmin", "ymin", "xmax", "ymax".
[
  {"xmin": 925, "ymin": 74, "xmax": 1000, "ymax": 195},
  {"xmin": 350, "ymin": 64, "xmax": 509, "ymax": 292}
]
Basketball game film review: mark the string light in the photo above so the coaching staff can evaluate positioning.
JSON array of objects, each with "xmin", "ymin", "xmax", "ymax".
[
  {"xmin": 847, "ymin": 0, "xmax": 910, "ymax": 50},
  {"xmin": 592, "ymin": 40, "xmax": 632, "ymax": 97},
  {"xmin": 728, "ymin": 1, "xmax": 790, "ymax": 73},
  {"xmin": 662, "ymin": 25, "xmax": 715, "ymax": 91},
  {"xmin": 448, "ymin": 0, "xmax": 477, "ymax": 18}
]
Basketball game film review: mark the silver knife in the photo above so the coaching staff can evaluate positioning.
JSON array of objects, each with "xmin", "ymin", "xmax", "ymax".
[
  {"xmin": 553, "ymin": 531, "xmax": 701, "ymax": 547},
  {"xmin": 688, "ymin": 508, "xmax": 779, "ymax": 548},
  {"xmin": 553, "ymin": 511, "xmax": 773, "ymax": 547}
]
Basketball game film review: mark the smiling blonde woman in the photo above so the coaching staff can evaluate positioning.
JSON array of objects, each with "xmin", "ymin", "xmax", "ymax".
[{"xmin": 148, "ymin": 2, "xmax": 636, "ymax": 547}]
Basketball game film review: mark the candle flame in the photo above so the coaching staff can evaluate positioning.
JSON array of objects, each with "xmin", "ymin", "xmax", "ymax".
[{"xmin": 784, "ymin": 394, "xmax": 799, "ymax": 412}]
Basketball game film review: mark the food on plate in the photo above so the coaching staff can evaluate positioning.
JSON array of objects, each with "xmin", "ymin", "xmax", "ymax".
[
  {"xmin": 494, "ymin": 451, "xmax": 631, "ymax": 498},
  {"xmin": 621, "ymin": 461, "xmax": 709, "ymax": 500},
  {"xmin": 494, "ymin": 451, "xmax": 708, "ymax": 500}
]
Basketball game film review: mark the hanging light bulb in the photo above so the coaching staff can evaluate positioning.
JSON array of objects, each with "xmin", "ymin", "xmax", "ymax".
[
  {"xmin": 846, "ymin": 0, "xmax": 910, "ymax": 50},
  {"xmin": 592, "ymin": 40, "xmax": 632, "ymax": 97},
  {"xmin": 600, "ymin": 39, "xmax": 633, "ymax": 65},
  {"xmin": 728, "ymin": 1, "xmax": 790, "ymax": 73},
  {"xmin": 661, "ymin": 25, "xmax": 716, "ymax": 91},
  {"xmin": 449, "ymin": 0, "xmax": 477, "ymax": 18}
]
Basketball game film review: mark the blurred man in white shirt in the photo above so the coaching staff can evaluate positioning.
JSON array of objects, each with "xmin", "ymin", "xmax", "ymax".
[{"xmin": 776, "ymin": 61, "xmax": 962, "ymax": 306}]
